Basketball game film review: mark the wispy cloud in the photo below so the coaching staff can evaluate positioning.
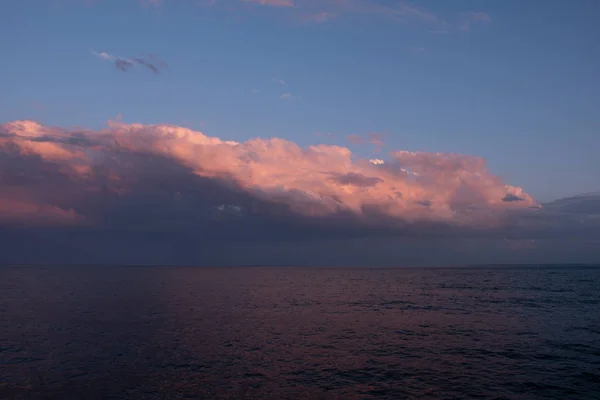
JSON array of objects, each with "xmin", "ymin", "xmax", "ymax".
[
  {"xmin": 347, "ymin": 132, "xmax": 386, "ymax": 151},
  {"xmin": 459, "ymin": 11, "xmax": 491, "ymax": 32},
  {"xmin": 280, "ymin": 92, "xmax": 300, "ymax": 100},
  {"xmin": 86, "ymin": 1, "xmax": 490, "ymax": 33},
  {"xmin": 347, "ymin": 134, "xmax": 364, "ymax": 145},
  {"xmin": 92, "ymin": 51, "xmax": 167, "ymax": 74},
  {"xmin": 253, "ymin": 79, "xmax": 290, "ymax": 97},
  {"xmin": 139, "ymin": 0, "xmax": 162, "ymax": 7},
  {"xmin": 243, "ymin": 0, "xmax": 293, "ymax": 7},
  {"xmin": 238, "ymin": 1, "xmax": 492, "ymax": 33},
  {"xmin": 196, "ymin": 0, "xmax": 450, "ymax": 29},
  {"xmin": 298, "ymin": 11, "xmax": 337, "ymax": 24},
  {"xmin": 375, "ymin": 1, "xmax": 447, "ymax": 27}
]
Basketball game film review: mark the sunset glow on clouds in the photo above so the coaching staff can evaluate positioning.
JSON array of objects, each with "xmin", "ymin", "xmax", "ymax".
[
  {"xmin": 1, "ymin": 0, "xmax": 597, "ymax": 266},
  {"xmin": 131, "ymin": 0, "xmax": 488, "ymax": 30},
  {"xmin": 239, "ymin": 0, "xmax": 445, "ymax": 24},
  {"xmin": 1, "ymin": 119, "xmax": 535, "ymax": 230}
]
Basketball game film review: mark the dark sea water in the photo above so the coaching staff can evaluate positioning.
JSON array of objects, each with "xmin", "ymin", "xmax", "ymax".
[{"xmin": 1, "ymin": 266, "xmax": 599, "ymax": 400}]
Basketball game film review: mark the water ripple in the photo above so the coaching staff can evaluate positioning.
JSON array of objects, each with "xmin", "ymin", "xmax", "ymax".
[{"xmin": 0, "ymin": 265, "xmax": 599, "ymax": 399}]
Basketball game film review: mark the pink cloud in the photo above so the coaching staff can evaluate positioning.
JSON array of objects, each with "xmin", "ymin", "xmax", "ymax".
[
  {"xmin": 368, "ymin": 132, "xmax": 385, "ymax": 147},
  {"xmin": 347, "ymin": 133, "xmax": 364, "ymax": 145},
  {"xmin": 199, "ymin": 0, "xmax": 449, "ymax": 28},
  {"xmin": 84, "ymin": 1, "xmax": 488, "ymax": 32},
  {"xmin": 346, "ymin": 132, "xmax": 386, "ymax": 151},
  {"xmin": 0, "ymin": 119, "xmax": 537, "ymax": 229},
  {"xmin": 0, "ymin": 197, "xmax": 84, "ymax": 226}
]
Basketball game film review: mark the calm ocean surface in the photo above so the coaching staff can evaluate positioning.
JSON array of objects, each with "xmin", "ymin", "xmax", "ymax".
[{"xmin": 1, "ymin": 266, "xmax": 599, "ymax": 399}]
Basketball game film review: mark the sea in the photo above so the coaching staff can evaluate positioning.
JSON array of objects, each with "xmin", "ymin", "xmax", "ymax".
[{"xmin": 1, "ymin": 265, "xmax": 599, "ymax": 399}]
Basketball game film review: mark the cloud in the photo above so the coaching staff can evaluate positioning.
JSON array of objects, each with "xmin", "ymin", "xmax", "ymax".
[
  {"xmin": 1, "ymin": 119, "xmax": 599, "ymax": 265},
  {"xmin": 1, "ymin": 119, "xmax": 536, "ymax": 228},
  {"xmin": 299, "ymin": 11, "xmax": 337, "ymax": 23},
  {"xmin": 93, "ymin": 51, "xmax": 114, "ymax": 61},
  {"xmin": 0, "ymin": 198, "xmax": 84, "ymax": 226},
  {"xmin": 92, "ymin": 51, "xmax": 167, "ymax": 74},
  {"xmin": 140, "ymin": 0, "xmax": 162, "ymax": 6},
  {"xmin": 502, "ymin": 193, "xmax": 525, "ymax": 202},
  {"xmin": 243, "ymin": 0, "xmax": 293, "ymax": 7},
  {"xmin": 280, "ymin": 93, "xmax": 295, "ymax": 99},
  {"xmin": 347, "ymin": 134, "xmax": 363, "ymax": 145},
  {"xmin": 196, "ymin": 0, "xmax": 449, "ymax": 29},
  {"xmin": 347, "ymin": 132, "xmax": 386, "ymax": 151},
  {"xmin": 84, "ymin": 1, "xmax": 488, "ymax": 32},
  {"xmin": 368, "ymin": 132, "xmax": 385, "ymax": 147},
  {"xmin": 280, "ymin": 92, "xmax": 301, "ymax": 100},
  {"xmin": 459, "ymin": 11, "xmax": 491, "ymax": 32},
  {"xmin": 332, "ymin": 172, "xmax": 382, "ymax": 188},
  {"xmin": 543, "ymin": 193, "xmax": 600, "ymax": 215}
]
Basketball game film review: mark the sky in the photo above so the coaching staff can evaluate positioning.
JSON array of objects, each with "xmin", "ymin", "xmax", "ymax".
[{"xmin": 0, "ymin": 0, "xmax": 599, "ymax": 265}]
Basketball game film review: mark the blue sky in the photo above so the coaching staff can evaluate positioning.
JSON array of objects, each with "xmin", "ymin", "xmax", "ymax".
[{"xmin": 1, "ymin": 0, "xmax": 599, "ymax": 202}]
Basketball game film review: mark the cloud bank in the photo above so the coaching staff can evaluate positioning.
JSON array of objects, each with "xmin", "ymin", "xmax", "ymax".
[
  {"xmin": 1, "ymin": 119, "xmax": 598, "ymax": 265},
  {"xmin": 0, "ymin": 119, "xmax": 536, "ymax": 226}
]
